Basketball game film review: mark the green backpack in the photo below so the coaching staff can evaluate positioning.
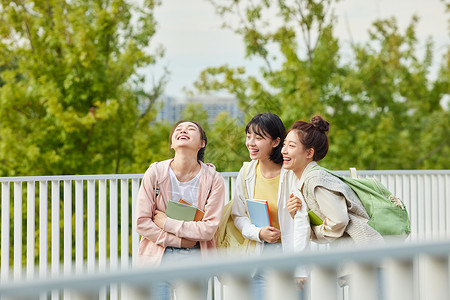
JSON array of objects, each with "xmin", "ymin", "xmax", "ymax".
[{"xmin": 311, "ymin": 166, "xmax": 411, "ymax": 237}]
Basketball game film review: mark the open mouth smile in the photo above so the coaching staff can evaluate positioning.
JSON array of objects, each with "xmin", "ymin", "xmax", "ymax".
[
  {"xmin": 248, "ymin": 148, "xmax": 259, "ymax": 154},
  {"xmin": 177, "ymin": 135, "xmax": 190, "ymax": 140}
]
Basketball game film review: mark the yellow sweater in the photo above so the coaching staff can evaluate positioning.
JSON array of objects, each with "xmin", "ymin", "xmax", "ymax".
[{"xmin": 254, "ymin": 163, "xmax": 280, "ymax": 230}]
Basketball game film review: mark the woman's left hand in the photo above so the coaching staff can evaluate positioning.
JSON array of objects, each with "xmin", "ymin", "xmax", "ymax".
[
  {"xmin": 287, "ymin": 193, "xmax": 302, "ymax": 219},
  {"xmin": 154, "ymin": 210, "xmax": 167, "ymax": 229}
]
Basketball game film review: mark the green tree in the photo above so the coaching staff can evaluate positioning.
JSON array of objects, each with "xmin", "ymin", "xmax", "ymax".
[
  {"xmin": 195, "ymin": 0, "xmax": 449, "ymax": 170},
  {"xmin": 0, "ymin": 0, "xmax": 166, "ymax": 176}
]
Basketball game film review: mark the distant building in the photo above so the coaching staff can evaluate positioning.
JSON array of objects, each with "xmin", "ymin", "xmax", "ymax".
[{"xmin": 156, "ymin": 94, "xmax": 244, "ymax": 124}]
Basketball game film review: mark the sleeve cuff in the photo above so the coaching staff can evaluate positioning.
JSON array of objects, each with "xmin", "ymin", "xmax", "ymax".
[
  {"xmin": 252, "ymin": 226, "xmax": 262, "ymax": 243},
  {"xmin": 163, "ymin": 217, "xmax": 180, "ymax": 235},
  {"xmin": 164, "ymin": 232, "xmax": 182, "ymax": 248}
]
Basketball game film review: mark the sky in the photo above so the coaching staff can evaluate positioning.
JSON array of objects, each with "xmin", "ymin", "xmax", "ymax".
[{"xmin": 145, "ymin": 0, "xmax": 449, "ymax": 98}]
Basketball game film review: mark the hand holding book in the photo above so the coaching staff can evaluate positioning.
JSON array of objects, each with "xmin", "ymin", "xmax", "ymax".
[
  {"xmin": 247, "ymin": 199, "xmax": 281, "ymax": 243},
  {"xmin": 259, "ymin": 226, "xmax": 281, "ymax": 243},
  {"xmin": 154, "ymin": 210, "xmax": 167, "ymax": 229}
]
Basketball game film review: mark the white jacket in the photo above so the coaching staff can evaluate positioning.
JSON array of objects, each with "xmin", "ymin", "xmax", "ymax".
[{"xmin": 231, "ymin": 160, "xmax": 310, "ymax": 276}]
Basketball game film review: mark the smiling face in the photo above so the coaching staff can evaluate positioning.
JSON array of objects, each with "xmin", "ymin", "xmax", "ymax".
[
  {"xmin": 281, "ymin": 130, "xmax": 314, "ymax": 176},
  {"xmin": 245, "ymin": 125, "xmax": 280, "ymax": 162},
  {"xmin": 170, "ymin": 121, "xmax": 205, "ymax": 153}
]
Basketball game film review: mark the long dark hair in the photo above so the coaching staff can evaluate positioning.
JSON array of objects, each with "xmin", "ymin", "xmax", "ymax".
[
  {"xmin": 169, "ymin": 120, "xmax": 208, "ymax": 162},
  {"xmin": 245, "ymin": 113, "xmax": 286, "ymax": 164}
]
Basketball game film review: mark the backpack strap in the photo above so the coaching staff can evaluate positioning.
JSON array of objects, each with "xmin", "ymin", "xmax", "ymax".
[
  {"xmin": 308, "ymin": 165, "xmax": 344, "ymax": 181},
  {"xmin": 241, "ymin": 162, "xmax": 259, "ymax": 252},
  {"xmin": 241, "ymin": 162, "xmax": 249, "ymax": 199},
  {"xmin": 149, "ymin": 165, "xmax": 160, "ymax": 197}
]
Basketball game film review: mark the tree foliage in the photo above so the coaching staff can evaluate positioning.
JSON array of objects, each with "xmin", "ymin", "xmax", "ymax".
[
  {"xmin": 179, "ymin": 102, "xmax": 247, "ymax": 172},
  {"xmin": 195, "ymin": 0, "xmax": 449, "ymax": 170},
  {"xmin": 0, "ymin": 0, "xmax": 167, "ymax": 176},
  {"xmin": 0, "ymin": 0, "xmax": 448, "ymax": 176}
]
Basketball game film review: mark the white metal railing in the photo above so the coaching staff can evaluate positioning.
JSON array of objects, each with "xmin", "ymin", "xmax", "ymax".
[
  {"xmin": 0, "ymin": 170, "xmax": 449, "ymax": 299},
  {"xmin": 0, "ymin": 239, "xmax": 449, "ymax": 300}
]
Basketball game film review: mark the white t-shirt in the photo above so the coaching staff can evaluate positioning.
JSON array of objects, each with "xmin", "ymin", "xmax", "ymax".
[{"xmin": 169, "ymin": 167, "xmax": 202, "ymax": 208}]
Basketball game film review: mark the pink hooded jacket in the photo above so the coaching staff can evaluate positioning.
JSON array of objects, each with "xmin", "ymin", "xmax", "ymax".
[{"xmin": 135, "ymin": 159, "xmax": 225, "ymax": 266}]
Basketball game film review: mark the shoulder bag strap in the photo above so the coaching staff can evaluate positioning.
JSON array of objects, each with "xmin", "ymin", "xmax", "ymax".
[
  {"xmin": 242, "ymin": 162, "xmax": 249, "ymax": 199},
  {"xmin": 149, "ymin": 165, "xmax": 160, "ymax": 197}
]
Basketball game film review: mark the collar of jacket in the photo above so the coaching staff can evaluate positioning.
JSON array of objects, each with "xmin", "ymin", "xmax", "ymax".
[
  {"xmin": 150, "ymin": 158, "xmax": 218, "ymax": 185},
  {"xmin": 298, "ymin": 161, "xmax": 319, "ymax": 191},
  {"xmin": 243, "ymin": 159, "xmax": 288, "ymax": 184}
]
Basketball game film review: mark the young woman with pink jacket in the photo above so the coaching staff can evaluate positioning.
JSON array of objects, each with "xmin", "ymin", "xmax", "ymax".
[{"xmin": 134, "ymin": 121, "xmax": 225, "ymax": 298}]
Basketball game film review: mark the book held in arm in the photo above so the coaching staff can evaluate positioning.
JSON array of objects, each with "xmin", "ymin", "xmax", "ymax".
[
  {"xmin": 246, "ymin": 199, "xmax": 273, "ymax": 228},
  {"xmin": 308, "ymin": 210, "xmax": 323, "ymax": 226},
  {"xmin": 164, "ymin": 199, "xmax": 204, "ymax": 222},
  {"xmin": 178, "ymin": 199, "xmax": 205, "ymax": 221}
]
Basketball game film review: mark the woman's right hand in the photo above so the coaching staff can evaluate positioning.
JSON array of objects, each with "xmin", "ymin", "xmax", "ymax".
[
  {"xmin": 259, "ymin": 226, "xmax": 281, "ymax": 243},
  {"xmin": 181, "ymin": 238, "xmax": 197, "ymax": 248},
  {"xmin": 287, "ymin": 193, "xmax": 302, "ymax": 219}
]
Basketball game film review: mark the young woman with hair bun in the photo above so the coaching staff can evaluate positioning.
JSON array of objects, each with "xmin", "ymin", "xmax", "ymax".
[{"xmin": 282, "ymin": 115, "xmax": 383, "ymax": 245}]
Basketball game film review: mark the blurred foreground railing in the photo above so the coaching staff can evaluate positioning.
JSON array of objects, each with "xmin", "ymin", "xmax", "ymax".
[{"xmin": 0, "ymin": 239, "xmax": 449, "ymax": 300}]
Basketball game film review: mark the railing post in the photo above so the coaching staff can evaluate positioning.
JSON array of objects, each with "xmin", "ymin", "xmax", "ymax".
[
  {"xmin": 98, "ymin": 179, "xmax": 107, "ymax": 300},
  {"xmin": 1, "ymin": 181, "xmax": 11, "ymax": 282},
  {"xmin": 348, "ymin": 263, "xmax": 378, "ymax": 300},
  {"xmin": 70, "ymin": 290, "xmax": 99, "ymax": 300},
  {"xmin": 120, "ymin": 179, "xmax": 130, "ymax": 270},
  {"xmin": 63, "ymin": 180, "xmax": 72, "ymax": 300},
  {"xmin": 14, "ymin": 181, "xmax": 22, "ymax": 281},
  {"xmin": 120, "ymin": 179, "xmax": 130, "ymax": 300},
  {"xmin": 310, "ymin": 266, "xmax": 337, "ymax": 300},
  {"xmin": 87, "ymin": 180, "xmax": 96, "ymax": 273},
  {"xmin": 131, "ymin": 178, "xmax": 140, "ymax": 266},
  {"xmin": 123, "ymin": 284, "xmax": 152, "ymax": 300},
  {"xmin": 98, "ymin": 179, "xmax": 107, "ymax": 271},
  {"xmin": 221, "ymin": 275, "xmax": 251, "ymax": 300},
  {"xmin": 110, "ymin": 179, "xmax": 119, "ymax": 300},
  {"xmin": 51, "ymin": 180, "xmax": 60, "ymax": 300},
  {"xmin": 174, "ymin": 280, "xmax": 205, "ymax": 300},
  {"xmin": 266, "ymin": 270, "xmax": 297, "ymax": 300},
  {"xmin": 419, "ymin": 255, "xmax": 449, "ymax": 300},
  {"xmin": 39, "ymin": 181, "xmax": 48, "ymax": 300},
  {"xmin": 75, "ymin": 180, "xmax": 84, "ymax": 274},
  {"xmin": 26, "ymin": 181, "xmax": 35, "ymax": 280},
  {"xmin": 223, "ymin": 176, "xmax": 230, "ymax": 205},
  {"xmin": 63, "ymin": 180, "xmax": 72, "ymax": 275},
  {"xmin": 384, "ymin": 259, "xmax": 414, "ymax": 300}
]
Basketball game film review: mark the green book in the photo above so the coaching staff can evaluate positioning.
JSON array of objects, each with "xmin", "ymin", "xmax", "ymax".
[
  {"xmin": 165, "ymin": 201, "xmax": 197, "ymax": 221},
  {"xmin": 308, "ymin": 210, "xmax": 323, "ymax": 226}
]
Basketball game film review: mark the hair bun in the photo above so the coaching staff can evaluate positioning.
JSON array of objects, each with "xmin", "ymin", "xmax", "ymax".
[{"xmin": 311, "ymin": 115, "xmax": 329, "ymax": 133}]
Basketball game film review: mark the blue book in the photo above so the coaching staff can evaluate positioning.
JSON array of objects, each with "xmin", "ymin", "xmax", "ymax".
[{"xmin": 246, "ymin": 199, "xmax": 272, "ymax": 228}]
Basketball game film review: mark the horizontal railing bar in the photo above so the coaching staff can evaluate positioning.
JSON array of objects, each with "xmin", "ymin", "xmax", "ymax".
[
  {"xmin": 335, "ymin": 170, "xmax": 450, "ymax": 175},
  {"xmin": 1, "ymin": 170, "xmax": 448, "ymax": 183},
  {"xmin": 0, "ymin": 174, "xmax": 144, "ymax": 182},
  {"xmin": 223, "ymin": 170, "xmax": 450, "ymax": 177},
  {"xmin": 1, "ymin": 239, "xmax": 450, "ymax": 297}
]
